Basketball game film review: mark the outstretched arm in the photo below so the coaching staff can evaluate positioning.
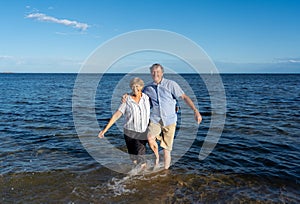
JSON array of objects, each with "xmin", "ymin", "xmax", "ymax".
[
  {"xmin": 98, "ymin": 110, "xmax": 123, "ymax": 138},
  {"xmin": 180, "ymin": 94, "xmax": 202, "ymax": 124}
]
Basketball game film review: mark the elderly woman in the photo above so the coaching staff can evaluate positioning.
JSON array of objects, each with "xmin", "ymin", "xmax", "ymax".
[{"xmin": 98, "ymin": 77, "xmax": 150, "ymax": 167}]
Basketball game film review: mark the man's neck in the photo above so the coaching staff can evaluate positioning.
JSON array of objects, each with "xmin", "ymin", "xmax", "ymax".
[{"xmin": 154, "ymin": 78, "xmax": 163, "ymax": 85}]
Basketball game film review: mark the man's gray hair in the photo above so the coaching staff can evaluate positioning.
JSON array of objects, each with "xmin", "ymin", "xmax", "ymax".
[{"xmin": 149, "ymin": 63, "xmax": 164, "ymax": 73}]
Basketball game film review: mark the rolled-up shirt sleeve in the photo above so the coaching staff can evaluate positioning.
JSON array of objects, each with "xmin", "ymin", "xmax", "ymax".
[
  {"xmin": 171, "ymin": 80, "xmax": 184, "ymax": 99},
  {"xmin": 118, "ymin": 102, "xmax": 126, "ymax": 114}
]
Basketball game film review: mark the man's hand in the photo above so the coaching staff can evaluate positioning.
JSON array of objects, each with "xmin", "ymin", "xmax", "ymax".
[
  {"xmin": 121, "ymin": 93, "xmax": 128, "ymax": 103},
  {"xmin": 194, "ymin": 110, "xmax": 202, "ymax": 124}
]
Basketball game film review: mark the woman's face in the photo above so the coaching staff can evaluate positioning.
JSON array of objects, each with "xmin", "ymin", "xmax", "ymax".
[{"xmin": 131, "ymin": 84, "xmax": 142, "ymax": 95}]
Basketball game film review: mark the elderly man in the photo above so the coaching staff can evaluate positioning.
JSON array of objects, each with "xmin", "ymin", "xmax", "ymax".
[{"xmin": 144, "ymin": 63, "xmax": 202, "ymax": 169}]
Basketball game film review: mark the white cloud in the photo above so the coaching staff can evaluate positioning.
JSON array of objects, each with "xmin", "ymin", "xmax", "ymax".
[
  {"xmin": 0, "ymin": 55, "xmax": 13, "ymax": 60},
  {"xmin": 275, "ymin": 57, "xmax": 300, "ymax": 64},
  {"xmin": 288, "ymin": 59, "xmax": 300, "ymax": 63},
  {"xmin": 25, "ymin": 12, "xmax": 89, "ymax": 31}
]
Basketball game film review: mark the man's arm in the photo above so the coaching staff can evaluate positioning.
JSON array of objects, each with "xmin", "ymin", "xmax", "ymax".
[
  {"xmin": 121, "ymin": 93, "xmax": 128, "ymax": 103},
  {"xmin": 180, "ymin": 94, "xmax": 202, "ymax": 124}
]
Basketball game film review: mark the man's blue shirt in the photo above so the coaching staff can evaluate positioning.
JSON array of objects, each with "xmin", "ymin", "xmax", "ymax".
[{"xmin": 143, "ymin": 78, "xmax": 184, "ymax": 126}]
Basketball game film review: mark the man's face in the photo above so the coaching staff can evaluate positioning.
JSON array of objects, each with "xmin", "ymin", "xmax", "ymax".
[{"xmin": 151, "ymin": 66, "xmax": 163, "ymax": 84}]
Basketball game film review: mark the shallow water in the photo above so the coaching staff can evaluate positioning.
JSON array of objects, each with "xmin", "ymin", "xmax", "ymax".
[{"xmin": 0, "ymin": 73, "xmax": 299, "ymax": 203}]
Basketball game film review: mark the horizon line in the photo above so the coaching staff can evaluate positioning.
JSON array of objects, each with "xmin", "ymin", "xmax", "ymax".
[{"xmin": 1, "ymin": 72, "xmax": 300, "ymax": 75}]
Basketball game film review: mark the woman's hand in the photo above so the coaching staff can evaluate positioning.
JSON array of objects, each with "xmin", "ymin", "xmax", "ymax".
[{"xmin": 98, "ymin": 130, "xmax": 105, "ymax": 138}]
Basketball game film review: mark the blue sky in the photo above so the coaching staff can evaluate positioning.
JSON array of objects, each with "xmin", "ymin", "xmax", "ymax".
[{"xmin": 0, "ymin": 0, "xmax": 299, "ymax": 73}]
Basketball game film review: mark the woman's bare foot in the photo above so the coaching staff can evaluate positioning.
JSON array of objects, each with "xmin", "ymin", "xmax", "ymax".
[
  {"xmin": 155, "ymin": 157, "xmax": 159, "ymax": 166},
  {"xmin": 140, "ymin": 162, "xmax": 147, "ymax": 170}
]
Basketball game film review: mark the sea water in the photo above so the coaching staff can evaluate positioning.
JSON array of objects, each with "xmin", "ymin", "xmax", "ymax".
[{"xmin": 0, "ymin": 73, "xmax": 299, "ymax": 203}]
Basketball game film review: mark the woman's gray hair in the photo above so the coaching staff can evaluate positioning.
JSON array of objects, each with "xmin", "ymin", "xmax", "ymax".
[{"xmin": 130, "ymin": 77, "xmax": 144, "ymax": 88}]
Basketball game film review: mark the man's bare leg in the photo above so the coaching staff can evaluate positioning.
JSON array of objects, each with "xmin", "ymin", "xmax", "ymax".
[
  {"xmin": 163, "ymin": 149, "xmax": 171, "ymax": 169},
  {"xmin": 148, "ymin": 138, "xmax": 159, "ymax": 165}
]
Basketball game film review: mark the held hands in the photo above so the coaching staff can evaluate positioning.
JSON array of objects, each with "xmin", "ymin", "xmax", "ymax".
[{"xmin": 98, "ymin": 130, "xmax": 105, "ymax": 138}]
